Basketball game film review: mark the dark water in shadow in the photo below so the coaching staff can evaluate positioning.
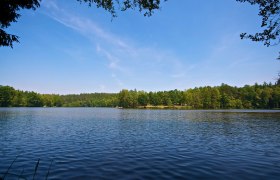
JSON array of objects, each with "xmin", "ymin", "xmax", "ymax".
[{"xmin": 0, "ymin": 108, "xmax": 280, "ymax": 179}]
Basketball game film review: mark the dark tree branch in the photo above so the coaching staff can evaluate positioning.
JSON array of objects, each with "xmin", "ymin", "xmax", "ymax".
[
  {"xmin": 237, "ymin": 0, "xmax": 280, "ymax": 55},
  {"xmin": 0, "ymin": 29, "xmax": 19, "ymax": 48},
  {"xmin": 0, "ymin": 0, "xmax": 164, "ymax": 48},
  {"xmin": 0, "ymin": 0, "xmax": 40, "ymax": 48}
]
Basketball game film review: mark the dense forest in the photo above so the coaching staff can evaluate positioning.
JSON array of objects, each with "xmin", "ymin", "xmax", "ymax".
[{"xmin": 0, "ymin": 83, "xmax": 279, "ymax": 109}]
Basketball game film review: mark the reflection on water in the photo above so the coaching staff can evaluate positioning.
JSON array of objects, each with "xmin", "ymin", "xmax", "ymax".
[{"xmin": 0, "ymin": 108, "xmax": 280, "ymax": 179}]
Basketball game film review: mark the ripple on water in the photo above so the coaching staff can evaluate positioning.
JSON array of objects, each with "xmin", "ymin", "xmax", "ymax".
[{"xmin": 0, "ymin": 108, "xmax": 280, "ymax": 179}]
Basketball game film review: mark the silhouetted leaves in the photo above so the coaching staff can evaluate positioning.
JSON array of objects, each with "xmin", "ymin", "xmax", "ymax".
[
  {"xmin": 237, "ymin": 0, "xmax": 280, "ymax": 58},
  {"xmin": 0, "ymin": 0, "xmax": 164, "ymax": 48},
  {"xmin": 0, "ymin": 0, "xmax": 40, "ymax": 48}
]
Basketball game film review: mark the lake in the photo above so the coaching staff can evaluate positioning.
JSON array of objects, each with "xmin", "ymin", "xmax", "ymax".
[{"xmin": 0, "ymin": 108, "xmax": 280, "ymax": 179}]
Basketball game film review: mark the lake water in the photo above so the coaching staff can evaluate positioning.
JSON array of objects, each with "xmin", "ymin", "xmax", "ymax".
[{"xmin": 0, "ymin": 108, "xmax": 280, "ymax": 179}]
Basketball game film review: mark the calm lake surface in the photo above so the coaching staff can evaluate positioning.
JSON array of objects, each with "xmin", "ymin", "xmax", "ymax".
[{"xmin": 0, "ymin": 108, "xmax": 280, "ymax": 179}]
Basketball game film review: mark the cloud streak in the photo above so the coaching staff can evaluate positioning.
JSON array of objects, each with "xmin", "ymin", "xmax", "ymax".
[{"xmin": 41, "ymin": 0, "xmax": 198, "ymax": 90}]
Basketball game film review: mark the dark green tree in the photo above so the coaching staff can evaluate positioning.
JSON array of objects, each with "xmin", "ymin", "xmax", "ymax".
[
  {"xmin": 138, "ymin": 91, "xmax": 149, "ymax": 107},
  {"xmin": 192, "ymin": 88, "xmax": 203, "ymax": 109},
  {"xmin": 0, "ymin": 86, "xmax": 15, "ymax": 107},
  {"xmin": 276, "ymin": 73, "xmax": 280, "ymax": 85},
  {"xmin": 272, "ymin": 86, "xmax": 280, "ymax": 107},
  {"xmin": 118, "ymin": 89, "xmax": 130, "ymax": 108},
  {"xmin": 26, "ymin": 92, "xmax": 43, "ymax": 107},
  {"xmin": 210, "ymin": 88, "xmax": 221, "ymax": 109},
  {"xmin": 12, "ymin": 90, "xmax": 27, "ymax": 107},
  {"xmin": 148, "ymin": 92, "xmax": 161, "ymax": 106}
]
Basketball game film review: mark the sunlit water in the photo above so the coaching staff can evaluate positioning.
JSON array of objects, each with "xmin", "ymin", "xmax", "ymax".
[{"xmin": 0, "ymin": 108, "xmax": 280, "ymax": 179}]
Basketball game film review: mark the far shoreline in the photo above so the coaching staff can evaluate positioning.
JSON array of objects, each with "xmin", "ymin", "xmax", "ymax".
[{"xmin": 1, "ymin": 106, "xmax": 280, "ymax": 111}]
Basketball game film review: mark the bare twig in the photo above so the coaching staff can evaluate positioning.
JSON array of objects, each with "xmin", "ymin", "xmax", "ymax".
[
  {"xmin": 45, "ymin": 160, "xmax": 53, "ymax": 180},
  {"xmin": 32, "ymin": 159, "xmax": 40, "ymax": 180},
  {"xmin": 2, "ymin": 156, "xmax": 18, "ymax": 179}
]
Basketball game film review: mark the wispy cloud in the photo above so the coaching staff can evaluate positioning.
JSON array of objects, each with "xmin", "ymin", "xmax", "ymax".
[
  {"xmin": 41, "ymin": 0, "xmax": 197, "ymax": 90},
  {"xmin": 96, "ymin": 44, "xmax": 120, "ymax": 70},
  {"xmin": 42, "ymin": 0, "xmax": 132, "ymax": 51}
]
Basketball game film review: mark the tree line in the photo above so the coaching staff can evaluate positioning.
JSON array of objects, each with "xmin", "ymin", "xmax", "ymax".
[
  {"xmin": 0, "ymin": 82, "xmax": 280, "ymax": 109},
  {"xmin": 0, "ymin": 86, "xmax": 118, "ymax": 108}
]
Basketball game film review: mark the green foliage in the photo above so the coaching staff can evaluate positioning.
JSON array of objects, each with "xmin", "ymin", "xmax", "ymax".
[
  {"xmin": 118, "ymin": 89, "xmax": 138, "ymax": 108},
  {"xmin": 26, "ymin": 92, "xmax": 43, "ymax": 107},
  {"xmin": 11, "ymin": 91, "xmax": 26, "ymax": 107},
  {"xmin": 0, "ymin": 82, "xmax": 280, "ymax": 109},
  {"xmin": 138, "ymin": 91, "xmax": 149, "ymax": 107},
  {"xmin": 118, "ymin": 83, "xmax": 280, "ymax": 109},
  {"xmin": 276, "ymin": 73, "xmax": 280, "ymax": 85},
  {"xmin": 0, "ymin": 86, "xmax": 15, "ymax": 107},
  {"xmin": 61, "ymin": 93, "xmax": 118, "ymax": 107}
]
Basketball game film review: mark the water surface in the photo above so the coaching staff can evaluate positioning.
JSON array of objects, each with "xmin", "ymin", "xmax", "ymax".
[{"xmin": 0, "ymin": 108, "xmax": 280, "ymax": 179}]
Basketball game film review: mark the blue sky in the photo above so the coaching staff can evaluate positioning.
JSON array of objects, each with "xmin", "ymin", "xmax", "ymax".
[{"xmin": 0, "ymin": 0, "xmax": 279, "ymax": 94}]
